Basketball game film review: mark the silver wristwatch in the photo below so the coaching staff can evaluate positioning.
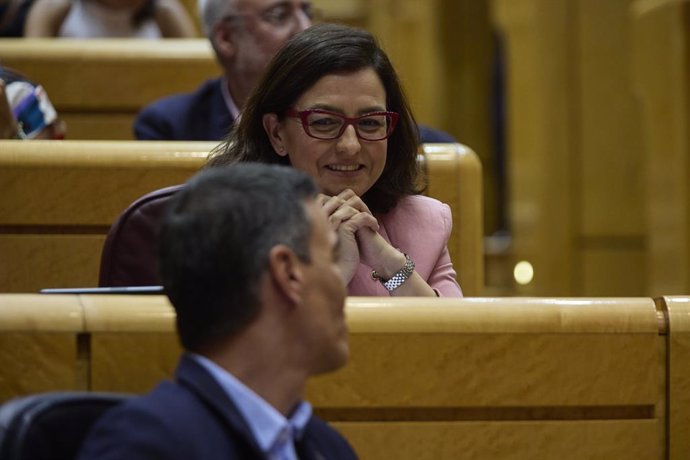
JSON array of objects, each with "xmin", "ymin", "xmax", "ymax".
[{"xmin": 371, "ymin": 253, "xmax": 415, "ymax": 292}]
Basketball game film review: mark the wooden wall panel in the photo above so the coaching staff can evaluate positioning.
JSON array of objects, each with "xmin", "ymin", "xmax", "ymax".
[
  {"xmin": 336, "ymin": 421, "xmax": 660, "ymax": 460},
  {"xmin": 578, "ymin": 0, "xmax": 644, "ymax": 237},
  {"xmin": 0, "ymin": 236, "xmax": 105, "ymax": 293},
  {"xmin": 60, "ymin": 114, "xmax": 135, "ymax": 141},
  {"xmin": 492, "ymin": 0, "xmax": 575, "ymax": 295},
  {"xmin": 580, "ymin": 247, "xmax": 646, "ymax": 296},
  {"xmin": 631, "ymin": 0, "xmax": 690, "ymax": 296},
  {"xmin": 493, "ymin": 0, "xmax": 651, "ymax": 295},
  {"xmin": 0, "ymin": 295, "xmax": 85, "ymax": 403}
]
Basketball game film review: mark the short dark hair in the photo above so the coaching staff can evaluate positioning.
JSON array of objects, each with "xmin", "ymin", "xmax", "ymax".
[
  {"xmin": 207, "ymin": 23, "xmax": 422, "ymax": 214},
  {"xmin": 159, "ymin": 163, "xmax": 318, "ymax": 352}
]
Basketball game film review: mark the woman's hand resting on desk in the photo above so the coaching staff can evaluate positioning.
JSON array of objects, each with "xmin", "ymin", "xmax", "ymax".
[
  {"xmin": 318, "ymin": 189, "xmax": 432, "ymax": 296},
  {"xmin": 320, "ymin": 189, "xmax": 438, "ymax": 296}
]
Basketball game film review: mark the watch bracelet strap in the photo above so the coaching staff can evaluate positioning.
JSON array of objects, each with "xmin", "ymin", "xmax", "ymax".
[{"xmin": 372, "ymin": 253, "xmax": 415, "ymax": 292}]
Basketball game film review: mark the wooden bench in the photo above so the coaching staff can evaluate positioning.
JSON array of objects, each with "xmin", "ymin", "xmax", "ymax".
[
  {"xmin": 0, "ymin": 140, "xmax": 213, "ymax": 293},
  {"xmin": 1, "ymin": 294, "xmax": 686, "ymax": 459},
  {"xmin": 0, "ymin": 39, "xmax": 219, "ymax": 140},
  {"xmin": 0, "ymin": 141, "xmax": 483, "ymax": 295}
]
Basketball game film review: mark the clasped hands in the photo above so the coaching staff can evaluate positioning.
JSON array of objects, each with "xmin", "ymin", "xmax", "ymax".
[{"xmin": 319, "ymin": 189, "xmax": 406, "ymax": 284}]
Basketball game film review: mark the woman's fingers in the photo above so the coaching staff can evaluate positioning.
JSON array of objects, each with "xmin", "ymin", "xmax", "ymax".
[
  {"xmin": 320, "ymin": 189, "xmax": 372, "ymax": 216},
  {"xmin": 335, "ymin": 212, "xmax": 379, "ymax": 283}
]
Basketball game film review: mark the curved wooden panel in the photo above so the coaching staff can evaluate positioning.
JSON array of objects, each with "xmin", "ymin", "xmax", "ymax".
[
  {"xmin": 422, "ymin": 143, "xmax": 484, "ymax": 295},
  {"xmin": 659, "ymin": 295, "xmax": 690, "ymax": 459}
]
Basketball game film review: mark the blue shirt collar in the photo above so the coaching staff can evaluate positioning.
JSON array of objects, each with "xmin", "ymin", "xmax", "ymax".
[{"xmin": 189, "ymin": 353, "xmax": 312, "ymax": 456}]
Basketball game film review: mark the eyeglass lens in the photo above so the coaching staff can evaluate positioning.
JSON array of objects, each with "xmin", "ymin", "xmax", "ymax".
[
  {"xmin": 305, "ymin": 112, "xmax": 393, "ymax": 140},
  {"xmin": 263, "ymin": 2, "xmax": 314, "ymax": 26}
]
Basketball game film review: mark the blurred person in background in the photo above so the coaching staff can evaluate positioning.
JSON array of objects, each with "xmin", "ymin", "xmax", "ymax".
[
  {"xmin": 134, "ymin": 0, "xmax": 313, "ymax": 140},
  {"xmin": 0, "ymin": 66, "xmax": 66, "ymax": 139},
  {"xmin": 24, "ymin": 0, "xmax": 196, "ymax": 38},
  {"xmin": 0, "ymin": 0, "xmax": 35, "ymax": 36},
  {"xmin": 134, "ymin": 0, "xmax": 455, "ymax": 144}
]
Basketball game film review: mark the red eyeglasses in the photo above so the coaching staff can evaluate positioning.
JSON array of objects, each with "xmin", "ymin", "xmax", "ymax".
[{"xmin": 285, "ymin": 108, "xmax": 399, "ymax": 141}]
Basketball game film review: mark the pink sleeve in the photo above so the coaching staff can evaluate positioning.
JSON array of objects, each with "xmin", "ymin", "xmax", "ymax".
[
  {"xmin": 427, "ymin": 203, "xmax": 463, "ymax": 297},
  {"xmin": 380, "ymin": 196, "xmax": 463, "ymax": 297}
]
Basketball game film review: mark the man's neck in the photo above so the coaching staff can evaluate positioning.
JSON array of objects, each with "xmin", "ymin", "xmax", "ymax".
[
  {"xmin": 202, "ymin": 332, "xmax": 308, "ymax": 416},
  {"xmin": 220, "ymin": 76, "xmax": 241, "ymax": 120},
  {"xmin": 223, "ymin": 74, "xmax": 253, "ymax": 115}
]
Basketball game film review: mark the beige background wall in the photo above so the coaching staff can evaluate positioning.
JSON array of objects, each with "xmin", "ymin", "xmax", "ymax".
[{"xmin": 491, "ymin": 0, "xmax": 690, "ymax": 297}]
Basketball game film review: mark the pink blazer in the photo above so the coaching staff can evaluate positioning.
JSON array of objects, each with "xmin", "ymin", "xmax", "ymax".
[{"xmin": 348, "ymin": 195, "xmax": 463, "ymax": 297}]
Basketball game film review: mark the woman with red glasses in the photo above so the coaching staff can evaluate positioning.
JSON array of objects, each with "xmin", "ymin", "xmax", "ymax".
[{"xmin": 208, "ymin": 23, "xmax": 462, "ymax": 297}]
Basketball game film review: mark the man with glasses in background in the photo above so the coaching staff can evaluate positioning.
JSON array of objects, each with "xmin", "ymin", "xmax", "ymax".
[
  {"xmin": 134, "ymin": 0, "xmax": 313, "ymax": 140},
  {"xmin": 134, "ymin": 0, "xmax": 457, "ymax": 144}
]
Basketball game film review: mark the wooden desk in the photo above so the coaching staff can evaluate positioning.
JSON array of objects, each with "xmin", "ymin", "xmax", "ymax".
[
  {"xmin": 0, "ymin": 294, "xmax": 676, "ymax": 459},
  {"xmin": 0, "ymin": 141, "xmax": 482, "ymax": 294},
  {"xmin": 0, "ymin": 39, "xmax": 219, "ymax": 139}
]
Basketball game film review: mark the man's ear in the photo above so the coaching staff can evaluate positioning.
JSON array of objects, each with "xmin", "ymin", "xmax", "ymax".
[
  {"xmin": 211, "ymin": 22, "xmax": 237, "ymax": 60},
  {"xmin": 268, "ymin": 245, "xmax": 305, "ymax": 305},
  {"xmin": 262, "ymin": 113, "xmax": 289, "ymax": 157}
]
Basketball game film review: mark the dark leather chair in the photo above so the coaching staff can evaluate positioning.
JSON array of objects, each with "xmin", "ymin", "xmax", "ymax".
[
  {"xmin": 98, "ymin": 184, "xmax": 182, "ymax": 287},
  {"xmin": 0, "ymin": 392, "xmax": 131, "ymax": 460}
]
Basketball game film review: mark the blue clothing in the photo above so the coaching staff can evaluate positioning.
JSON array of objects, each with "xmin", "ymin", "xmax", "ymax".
[
  {"xmin": 77, "ymin": 353, "xmax": 357, "ymax": 460},
  {"xmin": 134, "ymin": 79, "xmax": 234, "ymax": 141},
  {"xmin": 190, "ymin": 353, "xmax": 312, "ymax": 460},
  {"xmin": 134, "ymin": 78, "xmax": 456, "ymax": 143},
  {"xmin": 418, "ymin": 124, "xmax": 456, "ymax": 143}
]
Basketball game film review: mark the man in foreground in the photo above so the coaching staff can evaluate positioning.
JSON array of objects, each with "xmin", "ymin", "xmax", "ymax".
[{"xmin": 78, "ymin": 163, "xmax": 357, "ymax": 459}]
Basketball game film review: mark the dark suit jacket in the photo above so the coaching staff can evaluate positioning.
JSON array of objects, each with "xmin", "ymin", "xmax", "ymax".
[
  {"xmin": 77, "ymin": 354, "xmax": 358, "ymax": 460},
  {"xmin": 134, "ymin": 78, "xmax": 456, "ymax": 144},
  {"xmin": 134, "ymin": 79, "xmax": 235, "ymax": 141}
]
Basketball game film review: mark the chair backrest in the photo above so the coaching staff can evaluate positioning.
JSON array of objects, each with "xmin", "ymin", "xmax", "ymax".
[
  {"xmin": 0, "ymin": 392, "xmax": 130, "ymax": 460},
  {"xmin": 98, "ymin": 185, "xmax": 183, "ymax": 287}
]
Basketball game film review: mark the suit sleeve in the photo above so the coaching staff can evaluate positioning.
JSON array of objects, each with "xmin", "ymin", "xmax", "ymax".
[
  {"xmin": 77, "ymin": 405, "xmax": 184, "ymax": 460},
  {"xmin": 134, "ymin": 103, "xmax": 174, "ymax": 140},
  {"xmin": 418, "ymin": 124, "xmax": 457, "ymax": 143}
]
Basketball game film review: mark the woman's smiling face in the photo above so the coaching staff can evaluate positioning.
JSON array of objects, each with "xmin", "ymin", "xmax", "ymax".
[{"xmin": 263, "ymin": 67, "xmax": 388, "ymax": 197}]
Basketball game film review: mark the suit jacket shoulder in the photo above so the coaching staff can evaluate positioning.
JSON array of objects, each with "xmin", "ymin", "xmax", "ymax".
[
  {"xmin": 418, "ymin": 124, "xmax": 457, "ymax": 143},
  {"xmin": 134, "ymin": 78, "xmax": 234, "ymax": 141},
  {"xmin": 77, "ymin": 355, "xmax": 357, "ymax": 460}
]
